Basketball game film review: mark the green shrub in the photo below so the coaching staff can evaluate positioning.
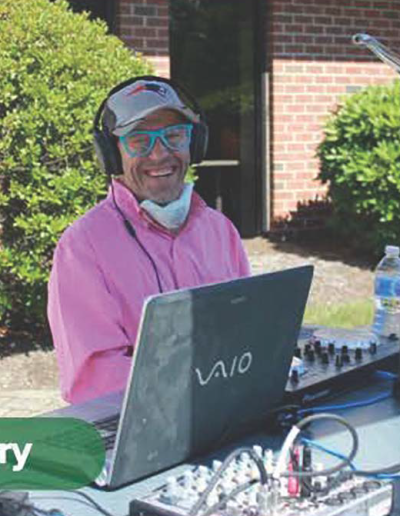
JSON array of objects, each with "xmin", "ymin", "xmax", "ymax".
[
  {"xmin": 317, "ymin": 80, "xmax": 400, "ymax": 257},
  {"xmin": 0, "ymin": 0, "xmax": 153, "ymax": 333}
]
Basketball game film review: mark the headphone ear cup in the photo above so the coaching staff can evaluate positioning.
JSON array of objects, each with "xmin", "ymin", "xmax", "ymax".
[
  {"xmin": 190, "ymin": 122, "xmax": 209, "ymax": 164},
  {"xmin": 93, "ymin": 129, "xmax": 122, "ymax": 176}
]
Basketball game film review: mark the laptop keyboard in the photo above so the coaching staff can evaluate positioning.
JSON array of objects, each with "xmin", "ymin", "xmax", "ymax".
[
  {"xmin": 40, "ymin": 415, "xmax": 120, "ymax": 453},
  {"xmin": 93, "ymin": 414, "xmax": 120, "ymax": 451}
]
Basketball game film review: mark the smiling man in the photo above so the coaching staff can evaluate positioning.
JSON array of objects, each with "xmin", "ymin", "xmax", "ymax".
[{"xmin": 48, "ymin": 78, "xmax": 250, "ymax": 404}]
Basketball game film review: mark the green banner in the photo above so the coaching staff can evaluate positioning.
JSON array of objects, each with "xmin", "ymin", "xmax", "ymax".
[{"xmin": 0, "ymin": 418, "xmax": 105, "ymax": 489}]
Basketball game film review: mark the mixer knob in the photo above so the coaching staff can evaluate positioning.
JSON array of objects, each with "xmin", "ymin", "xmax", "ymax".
[
  {"xmin": 369, "ymin": 342, "xmax": 377, "ymax": 354},
  {"xmin": 198, "ymin": 465, "xmax": 209, "ymax": 476},
  {"xmin": 341, "ymin": 345, "xmax": 349, "ymax": 355},
  {"xmin": 342, "ymin": 352, "xmax": 351, "ymax": 364},
  {"xmin": 294, "ymin": 346, "xmax": 302, "ymax": 358},
  {"xmin": 196, "ymin": 477, "xmax": 208, "ymax": 493},
  {"xmin": 290, "ymin": 369, "xmax": 299, "ymax": 383},
  {"xmin": 325, "ymin": 496, "xmax": 343, "ymax": 506},
  {"xmin": 362, "ymin": 480, "xmax": 381, "ymax": 492},
  {"xmin": 252, "ymin": 445, "xmax": 263, "ymax": 457},
  {"xmin": 355, "ymin": 347, "xmax": 363, "ymax": 361},
  {"xmin": 335, "ymin": 354, "xmax": 343, "ymax": 368},
  {"xmin": 307, "ymin": 349, "xmax": 315, "ymax": 362},
  {"xmin": 321, "ymin": 351, "xmax": 329, "ymax": 364},
  {"xmin": 207, "ymin": 491, "xmax": 219, "ymax": 506},
  {"xmin": 328, "ymin": 342, "xmax": 336, "ymax": 354},
  {"xmin": 304, "ymin": 343, "xmax": 311, "ymax": 354},
  {"xmin": 212, "ymin": 460, "xmax": 222, "ymax": 471},
  {"xmin": 351, "ymin": 486, "xmax": 366, "ymax": 497},
  {"xmin": 338, "ymin": 491, "xmax": 357, "ymax": 502}
]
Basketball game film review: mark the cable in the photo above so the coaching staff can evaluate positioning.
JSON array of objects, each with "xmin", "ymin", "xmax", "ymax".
[
  {"xmin": 0, "ymin": 489, "xmax": 116, "ymax": 516},
  {"xmin": 64, "ymin": 491, "xmax": 115, "ymax": 516},
  {"xmin": 31, "ymin": 490, "xmax": 115, "ymax": 516},
  {"xmin": 298, "ymin": 391, "xmax": 392, "ymax": 415},
  {"xmin": 274, "ymin": 413, "xmax": 359, "ymax": 479},
  {"xmin": 200, "ymin": 480, "xmax": 257, "ymax": 516},
  {"xmin": 110, "ymin": 180, "xmax": 163, "ymax": 293},
  {"xmin": 353, "ymin": 463, "xmax": 400, "ymax": 477},
  {"xmin": 189, "ymin": 447, "xmax": 268, "ymax": 516},
  {"xmin": 301, "ymin": 437, "xmax": 356, "ymax": 470},
  {"xmin": 302, "ymin": 437, "xmax": 400, "ymax": 480},
  {"xmin": 375, "ymin": 370, "xmax": 397, "ymax": 380}
]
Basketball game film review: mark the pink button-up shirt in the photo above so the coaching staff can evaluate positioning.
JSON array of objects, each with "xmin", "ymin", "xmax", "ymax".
[{"xmin": 48, "ymin": 180, "xmax": 250, "ymax": 404}]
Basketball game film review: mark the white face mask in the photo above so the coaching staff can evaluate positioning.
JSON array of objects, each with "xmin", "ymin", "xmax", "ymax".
[{"xmin": 140, "ymin": 183, "xmax": 194, "ymax": 230}]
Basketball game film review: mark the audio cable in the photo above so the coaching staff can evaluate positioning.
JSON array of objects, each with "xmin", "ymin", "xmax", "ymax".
[
  {"xmin": 297, "ymin": 391, "xmax": 393, "ymax": 416},
  {"xmin": 0, "ymin": 488, "xmax": 116, "ymax": 516},
  {"xmin": 110, "ymin": 180, "xmax": 163, "ymax": 293},
  {"xmin": 302, "ymin": 437, "xmax": 400, "ymax": 480},
  {"xmin": 189, "ymin": 446, "xmax": 268, "ymax": 516},
  {"xmin": 274, "ymin": 413, "xmax": 359, "ymax": 479}
]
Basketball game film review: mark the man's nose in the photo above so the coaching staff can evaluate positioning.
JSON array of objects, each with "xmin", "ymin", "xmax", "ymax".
[{"xmin": 149, "ymin": 136, "xmax": 170, "ymax": 158}]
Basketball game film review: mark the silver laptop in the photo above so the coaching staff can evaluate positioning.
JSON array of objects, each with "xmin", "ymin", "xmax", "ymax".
[{"xmin": 47, "ymin": 265, "xmax": 313, "ymax": 489}]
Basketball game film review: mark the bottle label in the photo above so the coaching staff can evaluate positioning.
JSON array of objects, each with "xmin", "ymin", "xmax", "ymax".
[{"xmin": 376, "ymin": 276, "xmax": 400, "ymax": 297}]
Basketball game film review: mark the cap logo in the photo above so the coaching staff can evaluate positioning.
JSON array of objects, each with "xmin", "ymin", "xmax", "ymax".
[{"xmin": 127, "ymin": 83, "xmax": 167, "ymax": 97}]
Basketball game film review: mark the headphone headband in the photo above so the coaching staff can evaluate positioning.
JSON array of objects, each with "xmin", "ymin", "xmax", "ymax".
[{"xmin": 93, "ymin": 75, "xmax": 208, "ymax": 175}]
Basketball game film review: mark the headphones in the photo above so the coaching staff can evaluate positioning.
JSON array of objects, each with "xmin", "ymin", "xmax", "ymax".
[{"xmin": 93, "ymin": 75, "xmax": 209, "ymax": 176}]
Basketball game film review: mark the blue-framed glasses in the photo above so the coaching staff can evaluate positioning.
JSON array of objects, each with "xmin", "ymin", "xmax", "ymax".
[{"xmin": 120, "ymin": 124, "xmax": 193, "ymax": 158}]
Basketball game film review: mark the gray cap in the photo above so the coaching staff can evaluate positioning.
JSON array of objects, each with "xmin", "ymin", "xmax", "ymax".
[{"xmin": 103, "ymin": 79, "xmax": 199, "ymax": 136}]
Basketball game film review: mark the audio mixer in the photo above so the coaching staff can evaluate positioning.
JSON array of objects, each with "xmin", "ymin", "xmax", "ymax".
[
  {"xmin": 129, "ymin": 444, "xmax": 394, "ymax": 516},
  {"xmin": 286, "ymin": 326, "xmax": 399, "ymax": 404}
]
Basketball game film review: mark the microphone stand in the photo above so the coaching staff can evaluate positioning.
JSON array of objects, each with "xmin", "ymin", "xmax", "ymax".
[
  {"xmin": 353, "ymin": 33, "xmax": 400, "ymax": 399},
  {"xmin": 352, "ymin": 33, "xmax": 400, "ymax": 74}
]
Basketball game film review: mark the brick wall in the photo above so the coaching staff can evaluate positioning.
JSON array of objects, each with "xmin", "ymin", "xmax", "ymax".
[
  {"xmin": 115, "ymin": 0, "xmax": 170, "ymax": 77},
  {"xmin": 269, "ymin": 0, "xmax": 400, "ymax": 223}
]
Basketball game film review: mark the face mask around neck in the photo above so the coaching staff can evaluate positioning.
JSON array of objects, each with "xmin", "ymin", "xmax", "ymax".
[{"xmin": 140, "ymin": 183, "xmax": 194, "ymax": 230}]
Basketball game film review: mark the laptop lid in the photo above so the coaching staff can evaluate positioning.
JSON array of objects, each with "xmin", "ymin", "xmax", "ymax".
[{"xmin": 109, "ymin": 265, "xmax": 313, "ymax": 488}]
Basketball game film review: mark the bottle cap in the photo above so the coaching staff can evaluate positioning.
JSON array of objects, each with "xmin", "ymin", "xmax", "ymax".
[{"xmin": 385, "ymin": 245, "xmax": 400, "ymax": 256}]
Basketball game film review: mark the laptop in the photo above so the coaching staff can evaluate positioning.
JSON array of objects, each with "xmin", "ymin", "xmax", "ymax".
[{"xmin": 47, "ymin": 265, "xmax": 313, "ymax": 489}]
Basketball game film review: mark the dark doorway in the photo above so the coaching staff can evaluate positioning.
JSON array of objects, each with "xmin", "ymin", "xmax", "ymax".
[
  {"xmin": 66, "ymin": 0, "xmax": 115, "ymax": 32},
  {"xmin": 170, "ymin": 0, "xmax": 263, "ymax": 236}
]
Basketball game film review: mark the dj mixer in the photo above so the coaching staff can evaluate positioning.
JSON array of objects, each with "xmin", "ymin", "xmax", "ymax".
[{"xmin": 286, "ymin": 326, "xmax": 399, "ymax": 404}]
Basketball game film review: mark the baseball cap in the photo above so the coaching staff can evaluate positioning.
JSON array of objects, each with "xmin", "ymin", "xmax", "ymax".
[{"xmin": 103, "ymin": 79, "xmax": 200, "ymax": 137}]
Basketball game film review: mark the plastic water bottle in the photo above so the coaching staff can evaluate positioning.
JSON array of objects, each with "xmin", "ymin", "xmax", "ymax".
[{"xmin": 372, "ymin": 245, "xmax": 400, "ymax": 338}]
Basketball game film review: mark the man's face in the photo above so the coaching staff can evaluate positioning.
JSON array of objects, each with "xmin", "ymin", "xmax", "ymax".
[{"xmin": 118, "ymin": 109, "xmax": 191, "ymax": 204}]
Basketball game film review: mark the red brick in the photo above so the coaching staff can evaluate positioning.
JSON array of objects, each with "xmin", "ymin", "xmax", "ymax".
[
  {"xmin": 286, "ymin": 104, "xmax": 307, "ymax": 113},
  {"xmin": 274, "ymin": 172, "xmax": 297, "ymax": 180},
  {"xmin": 121, "ymin": 37, "xmax": 145, "ymax": 48},
  {"xmin": 307, "ymin": 26, "xmax": 324, "ymax": 34},
  {"xmin": 273, "ymin": 191, "xmax": 296, "ymax": 200},
  {"xmin": 287, "ymin": 143, "xmax": 306, "ymax": 152},
  {"xmin": 274, "ymin": 34, "xmax": 295, "ymax": 43},
  {"xmin": 274, "ymin": 14, "xmax": 294, "ymax": 24},
  {"xmin": 134, "ymin": 27, "xmax": 157, "ymax": 37},
  {"xmin": 146, "ymin": 17, "xmax": 168, "ymax": 27},
  {"xmin": 157, "ymin": 6, "xmax": 169, "ymax": 16},
  {"xmin": 294, "ymin": 35, "xmax": 313, "ymax": 44}
]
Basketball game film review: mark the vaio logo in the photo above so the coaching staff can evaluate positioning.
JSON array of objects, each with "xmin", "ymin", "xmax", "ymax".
[{"xmin": 195, "ymin": 352, "xmax": 253, "ymax": 386}]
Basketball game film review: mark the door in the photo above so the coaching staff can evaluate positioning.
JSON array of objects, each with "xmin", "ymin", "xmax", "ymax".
[{"xmin": 170, "ymin": 0, "xmax": 264, "ymax": 236}]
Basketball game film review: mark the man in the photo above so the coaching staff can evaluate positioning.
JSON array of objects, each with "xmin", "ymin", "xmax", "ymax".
[{"xmin": 48, "ymin": 78, "xmax": 250, "ymax": 404}]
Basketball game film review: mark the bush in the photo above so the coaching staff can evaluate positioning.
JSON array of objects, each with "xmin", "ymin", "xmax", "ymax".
[
  {"xmin": 317, "ymin": 80, "xmax": 400, "ymax": 258},
  {"xmin": 0, "ymin": 0, "xmax": 153, "ymax": 333}
]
